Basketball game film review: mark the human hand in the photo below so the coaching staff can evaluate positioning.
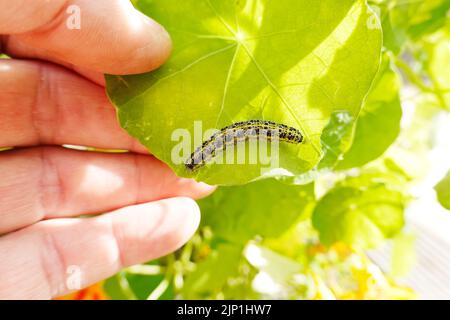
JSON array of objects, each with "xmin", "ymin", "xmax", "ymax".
[{"xmin": 0, "ymin": 0, "xmax": 214, "ymax": 299}]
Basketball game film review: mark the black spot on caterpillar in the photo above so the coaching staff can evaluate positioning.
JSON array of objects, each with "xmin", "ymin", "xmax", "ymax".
[{"xmin": 185, "ymin": 120, "xmax": 304, "ymax": 171}]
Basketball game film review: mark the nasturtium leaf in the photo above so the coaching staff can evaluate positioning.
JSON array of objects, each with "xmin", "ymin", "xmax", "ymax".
[
  {"xmin": 375, "ymin": 0, "xmax": 450, "ymax": 53},
  {"xmin": 280, "ymin": 110, "xmax": 355, "ymax": 185},
  {"xmin": 406, "ymin": 0, "xmax": 450, "ymax": 40},
  {"xmin": 106, "ymin": 0, "xmax": 382, "ymax": 185},
  {"xmin": 199, "ymin": 179, "xmax": 315, "ymax": 244},
  {"xmin": 435, "ymin": 170, "xmax": 450, "ymax": 210},
  {"xmin": 337, "ymin": 54, "xmax": 402, "ymax": 169},
  {"xmin": 373, "ymin": 1, "xmax": 408, "ymax": 54},
  {"xmin": 317, "ymin": 111, "xmax": 355, "ymax": 169},
  {"xmin": 312, "ymin": 174, "xmax": 406, "ymax": 248}
]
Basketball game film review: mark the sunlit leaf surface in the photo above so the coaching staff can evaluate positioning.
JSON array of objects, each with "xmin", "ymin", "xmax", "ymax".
[{"xmin": 106, "ymin": 0, "xmax": 382, "ymax": 185}]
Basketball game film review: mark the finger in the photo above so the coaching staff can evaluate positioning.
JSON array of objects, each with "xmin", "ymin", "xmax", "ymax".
[
  {"xmin": 0, "ymin": 147, "xmax": 214, "ymax": 234},
  {"xmin": 0, "ymin": 197, "xmax": 200, "ymax": 299},
  {"xmin": 0, "ymin": 0, "xmax": 171, "ymax": 74},
  {"xmin": 0, "ymin": 59, "xmax": 145, "ymax": 151}
]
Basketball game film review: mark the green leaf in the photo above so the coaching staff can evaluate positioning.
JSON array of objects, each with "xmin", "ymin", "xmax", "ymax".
[
  {"xmin": 373, "ymin": 2, "xmax": 408, "ymax": 54},
  {"xmin": 106, "ymin": 0, "xmax": 382, "ymax": 185},
  {"xmin": 337, "ymin": 53, "xmax": 402, "ymax": 169},
  {"xmin": 199, "ymin": 179, "xmax": 315, "ymax": 244},
  {"xmin": 375, "ymin": 0, "xmax": 450, "ymax": 53},
  {"xmin": 103, "ymin": 273, "xmax": 137, "ymax": 300},
  {"xmin": 312, "ymin": 174, "xmax": 406, "ymax": 248},
  {"xmin": 182, "ymin": 243, "xmax": 242, "ymax": 299},
  {"xmin": 406, "ymin": 0, "xmax": 450, "ymax": 40},
  {"xmin": 318, "ymin": 111, "xmax": 355, "ymax": 169},
  {"xmin": 125, "ymin": 273, "xmax": 174, "ymax": 300},
  {"xmin": 435, "ymin": 170, "xmax": 450, "ymax": 210}
]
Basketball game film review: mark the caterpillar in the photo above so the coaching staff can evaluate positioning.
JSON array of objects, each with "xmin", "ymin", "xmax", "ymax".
[{"xmin": 185, "ymin": 120, "xmax": 304, "ymax": 171}]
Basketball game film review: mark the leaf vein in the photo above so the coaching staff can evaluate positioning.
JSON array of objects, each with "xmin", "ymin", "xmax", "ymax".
[
  {"xmin": 240, "ymin": 43, "xmax": 321, "ymax": 155},
  {"xmin": 216, "ymin": 44, "xmax": 240, "ymax": 127},
  {"xmin": 122, "ymin": 43, "xmax": 237, "ymax": 106}
]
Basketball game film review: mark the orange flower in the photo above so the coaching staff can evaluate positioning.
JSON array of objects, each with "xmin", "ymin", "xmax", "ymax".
[{"xmin": 57, "ymin": 283, "xmax": 108, "ymax": 300}]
